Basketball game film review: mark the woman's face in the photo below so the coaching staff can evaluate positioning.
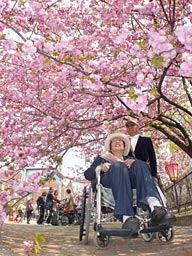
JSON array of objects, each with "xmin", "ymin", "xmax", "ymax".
[{"xmin": 110, "ymin": 138, "xmax": 125, "ymax": 153}]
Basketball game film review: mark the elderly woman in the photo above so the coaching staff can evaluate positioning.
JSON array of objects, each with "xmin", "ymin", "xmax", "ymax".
[{"xmin": 84, "ymin": 132, "xmax": 175, "ymax": 230}]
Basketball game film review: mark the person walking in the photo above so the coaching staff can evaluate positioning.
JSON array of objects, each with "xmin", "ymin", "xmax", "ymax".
[
  {"xmin": 26, "ymin": 199, "xmax": 33, "ymax": 224},
  {"xmin": 45, "ymin": 187, "xmax": 54, "ymax": 225},
  {"xmin": 16, "ymin": 201, "xmax": 25, "ymax": 223},
  {"xmin": 36, "ymin": 191, "xmax": 47, "ymax": 224},
  {"xmin": 51, "ymin": 190, "xmax": 61, "ymax": 226}
]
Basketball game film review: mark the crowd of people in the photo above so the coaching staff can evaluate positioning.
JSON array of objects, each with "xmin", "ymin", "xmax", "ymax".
[
  {"xmin": 13, "ymin": 187, "xmax": 80, "ymax": 226},
  {"xmin": 36, "ymin": 187, "xmax": 81, "ymax": 226}
]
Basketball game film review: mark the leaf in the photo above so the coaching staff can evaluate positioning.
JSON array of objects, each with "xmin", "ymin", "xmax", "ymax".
[
  {"xmin": 82, "ymin": 75, "xmax": 94, "ymax": 83},
  {"xmin": 170, "ymin": 143, "xmax": 179, "ymax": 152},
  {"xmin": 138, "ymin": 39, "xmax": 146, "ymax": 48},
  {"xmin": 53, "ymin": 156, "xmax": 63, "ymax": 165},
  {"xmin": 151, "ymin": 55, "xmax": 164, "ymax": 68},
  {"xmin": 34, "ymin": 244, "xmax": 40, "ymax": 254},
  {"xmin": 38, "ymin": 179, "xmax": 47, "ymax": 185},
  {"xmin": 154, "ymin": 23, "xmax": 160, "ymax": 28},
  {"xmin": 129, "ymin": 87, "xmax": 138, "ymax": 100},
  {"xmin": 36, "ymin": 233, "xmax": 45, "ymax": 243}
]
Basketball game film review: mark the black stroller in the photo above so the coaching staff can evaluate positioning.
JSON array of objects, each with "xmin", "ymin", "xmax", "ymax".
[{"xmin": 58, "ymin": 204, "xmax": 81, "ymax": 226}]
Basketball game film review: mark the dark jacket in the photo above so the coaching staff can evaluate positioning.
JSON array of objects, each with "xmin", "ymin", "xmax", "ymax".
[
  {"xmin": 36, "ymin": 196, "xmax": 45, "ymax": 207},
  {"xmin": 84, "ymin": 155, "xmax": 106, "ymax": 181},
  {"xmin": 128, "ymin": 136, "xmax": 157, "ymax": 177},
  {"xmin": 84, "ymin": 155, "xmax": 130, "ymax": 181},
  {"xmin": 45, "ymin": 192, "xmax": 54, "ymax": 211}
]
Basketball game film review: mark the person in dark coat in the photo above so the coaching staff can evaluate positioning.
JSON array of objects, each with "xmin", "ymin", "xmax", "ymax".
[
  {"xmin": 84, "ymin": 132, "xmax": 176, "ymax": 230},
  {"xmin": 36, "ymin": 191, "xmax": 47, "ymax": 224},
  {"xmin": 125, "ymin": 119, "xmax": 158, "ymax": 182},
  {"xmin": 45, "ymin": 187, "xmax": 54, "ymax": 225},
  {"xmin": 26, "ymin": 199, "xmax": 33, "ymax": 224}
]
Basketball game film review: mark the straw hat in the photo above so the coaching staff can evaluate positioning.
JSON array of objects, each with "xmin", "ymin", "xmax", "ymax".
[{"xmin": 104, "ymin": 133, "xmax": 131, "ymax": 156}]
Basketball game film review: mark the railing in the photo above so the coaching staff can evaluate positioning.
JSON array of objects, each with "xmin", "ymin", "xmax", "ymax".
[{"xmin": 164, "ymin": 171, "xmax": 192, "ymax": 213}]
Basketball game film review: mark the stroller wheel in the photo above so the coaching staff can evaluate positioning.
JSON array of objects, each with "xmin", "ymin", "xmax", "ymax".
[
  {"xmin": 94, "ymin": 233, "xmax": 111, "ymax": 249},
  {"xmin": 61, "ymin": 215, "xmax": 69, "ymax": 226}
]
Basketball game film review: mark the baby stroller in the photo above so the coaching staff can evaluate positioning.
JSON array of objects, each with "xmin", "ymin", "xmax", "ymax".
[
  {"xmin": 58, "ymin": 205, "xmax": 76, "ymax": 225},
  {"xmin": 58, "ymin": 209, "xmax": 69, "ymax": 225},
  {"xmin": 79, "ymin": 171, "xmax": 175, "ymax": 248}
]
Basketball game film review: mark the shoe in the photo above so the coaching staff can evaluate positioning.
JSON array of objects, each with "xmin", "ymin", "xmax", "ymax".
[
  {"xmin": 151, "ymin": 206, "xmax": 176, "ymax": 225},
  {"xmin": 122, "ymin": 216, "xmax": 140, "ymax": 234}
]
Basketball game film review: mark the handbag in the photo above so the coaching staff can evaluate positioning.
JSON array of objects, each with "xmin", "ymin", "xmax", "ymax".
[{"xmin": 29, "ymin": 205, "xmax": 33, "ymax": 211}]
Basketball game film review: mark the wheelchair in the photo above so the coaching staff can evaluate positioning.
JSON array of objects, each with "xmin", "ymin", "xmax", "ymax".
[{"xmin": 79, "ymin": 171, "xmax": 175, "ymax": 249}]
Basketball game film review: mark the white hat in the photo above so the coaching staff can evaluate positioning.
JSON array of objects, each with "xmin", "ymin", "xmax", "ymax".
[
  {"xmin": 104, "ymin": 133, "xmax": 131, "ymax": 156},
  {"xmin": 125, "ymin": 118, "xmax": 138, "ymax": 127}
]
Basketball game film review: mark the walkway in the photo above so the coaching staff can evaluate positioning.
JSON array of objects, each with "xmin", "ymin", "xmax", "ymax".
[{"xmin": 0, "ymin": 219, "xmax": 192, "ymax": 256}]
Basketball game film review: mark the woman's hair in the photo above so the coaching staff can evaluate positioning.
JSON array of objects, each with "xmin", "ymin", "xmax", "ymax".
[{"xmin": 42, "ymin": 191, "xmax": 47, "ymax": 197}]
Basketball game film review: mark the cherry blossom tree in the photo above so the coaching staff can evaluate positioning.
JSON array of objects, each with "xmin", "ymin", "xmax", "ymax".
[{"xmin": 0, "ymin": 0, "xmax": 192, "ymax": 223}]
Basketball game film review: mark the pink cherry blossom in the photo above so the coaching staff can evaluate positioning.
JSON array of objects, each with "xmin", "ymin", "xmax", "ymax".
[
  {"xmin": 175, "ymin": 25, "xmax": 192, "ymax": 51},
  {"xmin": 0, "ymin": 0, "xmax": 191, "ymax": 229},
  {"xmin": 22, "ymin": 40, "xmax": 37, "ymax": 55},
  {"xmin": 179, "ymin": 53, "xmax": 192, "ymax": 77}
]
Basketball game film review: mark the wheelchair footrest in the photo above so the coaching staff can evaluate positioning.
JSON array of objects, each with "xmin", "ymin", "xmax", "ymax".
[
  {"xmin": 140, "ymin": 225, "xmax": 172, "ymax": 234},
  {"xmin": 96, "ymin": 225, "xmax": 132, "ymax": 237}
]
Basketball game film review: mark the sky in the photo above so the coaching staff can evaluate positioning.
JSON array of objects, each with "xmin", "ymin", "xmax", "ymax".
[
  {"xmin": 61, "ymin": 147, "xmax": 87, "ymax": 188},
  {"xmin": 62, "ymin": 147, "xmax": 86, "ymax": 175}
]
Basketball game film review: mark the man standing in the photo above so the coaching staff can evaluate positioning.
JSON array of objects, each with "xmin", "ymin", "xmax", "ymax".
[
  {"xmin": 125, "ymin": 119, "xmax": 158, "ymax": 183},
  {"xmin": 45, "ymin": 187, "xmax": 54, "ymax": 225},
  {"xmin": 36, "ymin": 191, "xmax": 47, "ymax": 224}
]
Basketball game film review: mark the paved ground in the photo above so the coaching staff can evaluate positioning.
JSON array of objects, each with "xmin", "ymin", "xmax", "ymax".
[{"xmin": 0, "ymin": 219, "xmax": 192, "ymax": 256}]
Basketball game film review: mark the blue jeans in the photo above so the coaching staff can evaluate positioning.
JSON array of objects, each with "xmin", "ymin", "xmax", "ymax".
[{"xmin": 101, "ymin": 160, "xmax": 161, "ymax": 222}]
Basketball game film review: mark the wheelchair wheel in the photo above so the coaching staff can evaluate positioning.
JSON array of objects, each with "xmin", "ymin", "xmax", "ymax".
[
  {"xmin": 94, "ymin": 233, "xmax": 111, "ymax": 249},
  {"xmin": 140, "ymin": 223, "xmax": 155, "ymax": 242},
  {"xmin": 156, "ymin": 226, "xmax": 174, "ymax": 244},
  {"xmin": 79, "ymin": 187, "xmax": 87, "ymax": 241},
  {"xmin": 84, "ymin": 185, "xmax": 92, "ymax": 245},
  {"xmin": 141, "ymin": 232, "xmax": 155, "ymax": 242}
]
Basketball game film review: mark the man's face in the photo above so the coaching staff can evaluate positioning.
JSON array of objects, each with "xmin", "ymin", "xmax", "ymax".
[{"xmin": 126, "ymin": 123, "xmax": 139, "ymax": 136}]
